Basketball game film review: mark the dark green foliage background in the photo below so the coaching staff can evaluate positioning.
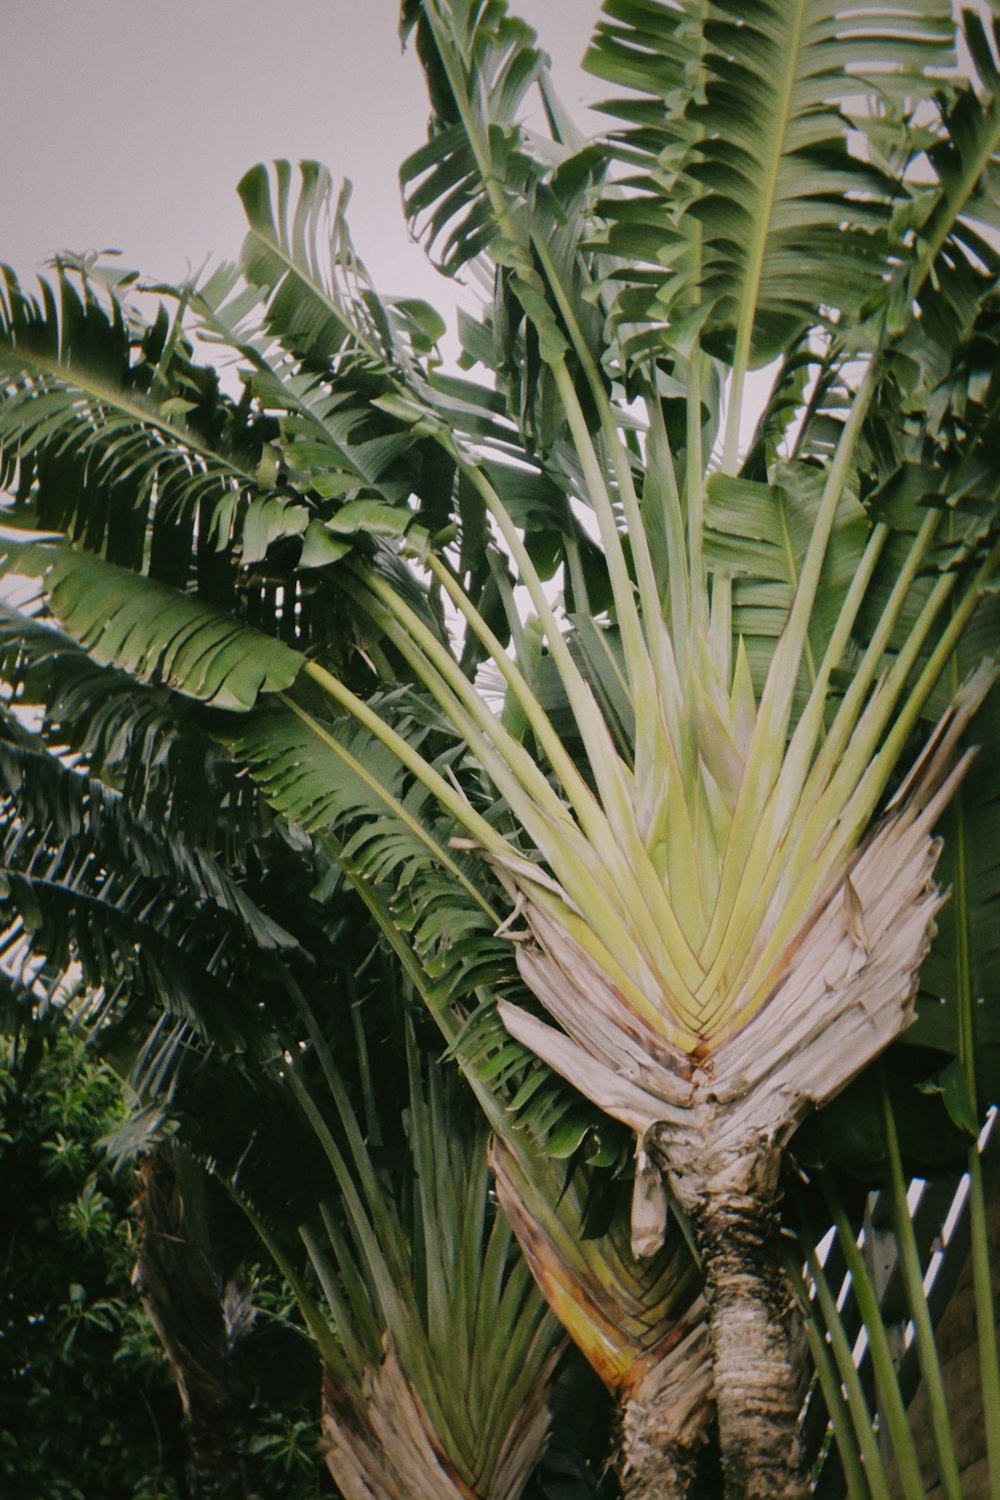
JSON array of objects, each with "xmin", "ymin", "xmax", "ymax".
[
  {"xmin": 0, "ymin": 1031, "xmax": 188, "ymax": 1499},
  {"xmin": 0, "ymin": 1031, "xmax": 328, "ymax": 1500}
]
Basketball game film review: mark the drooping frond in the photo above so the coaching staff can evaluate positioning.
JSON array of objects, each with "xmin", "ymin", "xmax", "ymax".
[
  {"xmin": 0, "ymin": 728, "xmax": 268, "ymax": 1058},
  {"xmin": 0, "ymin": 263, "xmax": 264, "ymax": 582},
  {"xmin": 0, "ymin": 540, "xmax": 303, "ymax": 711},
  {"xmin": 239, "ymin": 160, "xmax": 447, "ymax": 376}
]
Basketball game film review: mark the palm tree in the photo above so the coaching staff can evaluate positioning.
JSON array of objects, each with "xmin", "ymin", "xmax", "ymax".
[{"xmin": 2, "ymin": 1, "xmax": 1000, "ymax": 1494}]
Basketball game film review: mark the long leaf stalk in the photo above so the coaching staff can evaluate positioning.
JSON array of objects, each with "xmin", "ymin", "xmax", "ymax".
[
  {"xmin": 707, "ymin": 525, "xmax": 994, "ymax": 1028},
  {"xmin": 419, "ymin": 24, "xmax": 697, "ymax": 796},
  {"xmin": 231, "ymin": 1190, "xmax": 346, "ymax": 1374},
  {"xmin": 456, "ymin": 459, "xmax": 657, "ymax": 863},
  {"xmin": 340, "ymin": 621, "xmax": 704, "ymax": 1032},
  {"xmin": 874, "ymin": 538, "xmax": 1000, "ymax": 777},
  {"xmin": 529, "ymin": 235, "xmax": 681, "ymax": 697},
  {"xmin": 698, "ymin": 516, "xmax": 893, "ymax": 984},
  {"xmin": 881, "ymin": 1084, "xmax": 964, "ymax": 1500},
  {"xmin": 826, "ymin": 1178, "xmax": 926, "ymax": 1499},
  {"xmin": 351, "ymin": 570, "xmax": 710, "ymax": 1018},
  {"xmin": 796, "ymin": 512, "xmax": 943, "ymax": 810},
  {"xmin": 698, "ymin": 362, "xmax": 878, "ymax": 976},
  {"xmin": 283, "ymin": 978, "xmax": 401, "ymax": 1236},
  {"xmin": 345, "ymin": 581, "xmax": 574, "ymax": 836},
  {"xmin": 422, "ymin": 550, "xmax": 634, "ymax": 833},
  {"xmin": 548, "ymin": 359, "xmax": 650, "ymax": 690},
  {"xmin": 968, "ymin": 1142, "xmax": 1000, "ymax": 1500},
  {"xmin": 783, "ymin": 1243, "xmax": 878, "ymax": 1500},
  {"xmin": 299, "ymin": 660, "xmax": 509, "ymax": 859},
  {"xmin": 299, "ymin": 1219, "xmax": 376, "ymax": 1374},
  {"xmin": 353, "ymin": 570, "xmax": 599, "ymax": 839},
  {"xmin": 947, "ymin": 611, "xmax": 1000, "ymax": 1498},
  {"xmin": 547, "ymin": 353, "xmax": 686, "ymax": 830},
  {"xmin": 282, "ymin": 1059, "xmax": 480, "ymax": 1466},
  {"xmin": 283, "ymin": 1064, "xmax": 408, "ymax": 1307},
  {"xmin": 643, "ymin": 393, "xmax": 691, "ymax": 656},
  {"xmin": 685, "ymin": 348, "xmax": 709, "ymax": 634},
  {"xmin": 336, "ymin": 863, "xmax": 510, "ymax": 1137}
]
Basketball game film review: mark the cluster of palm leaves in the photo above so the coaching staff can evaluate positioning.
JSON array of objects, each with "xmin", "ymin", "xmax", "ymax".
[{"xmin": 2, "ymin": 0, "xmax": 1000, "ymax": 1496}]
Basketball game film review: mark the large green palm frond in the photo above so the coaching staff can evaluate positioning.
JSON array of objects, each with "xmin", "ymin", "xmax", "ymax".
[
  {"xmin": 199, "ymin": 158, "xmax": 615, "ymax": 633},
  {"xmin": 903, "ymin": 14, "xmax": 1000, "ymax": 369},
  {"xmin": 238, "ymin": 159, "xmax": 447, "ymax": 379},
  {"xmin": 2, "ymin": 541, "xmax": 303, "ymax": 711},
  {"xmin": 399, "ymin": 0, "xmax": 552, "ymax": 276},
  {"xmin": 0, "ymin": 603, "xmax": 270, "ymax": 849},
  {"xmin": 0, "ymin": 690, "xmax": 313, "ymax": 1079},
  {"xmin": 0, "ymin": 261, "xmax": 265, "ymax": 587},
  {"xmin": 0, "ymin": 258, "xmax": 444, "ymax": 669},
  {"xmin": 584, "ymin": 0, "xmax": 954, "ymax": 414}
]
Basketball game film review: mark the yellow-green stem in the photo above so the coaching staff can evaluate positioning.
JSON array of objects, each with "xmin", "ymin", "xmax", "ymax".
[
  {"xmin": 785, "ymin": 1242, "xmax": 880, "ymax": 1500},
  {"xmin": 882, "ymin": 1086, "xmax": 964, "ymax": 1500},
  {"xmin": 827, "ymin": 1180, "xmax": 926, "ymax": 1500}
]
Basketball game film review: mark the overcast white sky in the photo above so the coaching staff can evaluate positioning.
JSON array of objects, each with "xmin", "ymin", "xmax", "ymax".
[{"xmin": 4, "ymin": 2, "xmax": 602, "ymax": 334}]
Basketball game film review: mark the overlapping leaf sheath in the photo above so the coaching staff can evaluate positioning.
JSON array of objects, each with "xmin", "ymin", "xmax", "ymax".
[
  {"xmin": 492, "ymin": 1136, "xmax": 712, "ymax": 1496},
  {"xmin": 268, "ymin": 1029, "xmax": 565, "ymax": 1500},
  {"xmin": 320, "ymin": 1337, "xmax": 552, "ymax": 1500},
  {"xmin": 499, "ymin": 676, "xmax": 991, "ymax": 1248}
]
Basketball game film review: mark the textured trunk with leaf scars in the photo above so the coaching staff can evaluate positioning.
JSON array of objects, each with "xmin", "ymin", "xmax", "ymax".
[
  {"xmin": 134, "ymin": 1147, "xmax": 248, "ymax": 1500},
  {"xmin": 655, "ymin": 1127, "xmax": 808, "ymax": 1500},
  {"xmin": 693, "ymin": 1191, "xmax": 807, "ymax": 1500}
]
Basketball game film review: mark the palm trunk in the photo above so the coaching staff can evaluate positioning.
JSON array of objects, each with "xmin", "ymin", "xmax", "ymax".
[
  {"xmin": 692, "ymin": 1188, "xmax": 807, "ymax": 1500},
  {"xmin": 133, "ymin": 1146, "xmax": 248, "ymax": 1500},
  {"xmin": 651, "ymin": 1120, "xmax": 807, "ymax": 1500}
]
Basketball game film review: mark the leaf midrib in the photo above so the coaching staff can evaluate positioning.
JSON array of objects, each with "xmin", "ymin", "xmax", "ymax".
[{"xmin": 723, "ymin": 0, "xmax": 808, "ymax": 470}]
